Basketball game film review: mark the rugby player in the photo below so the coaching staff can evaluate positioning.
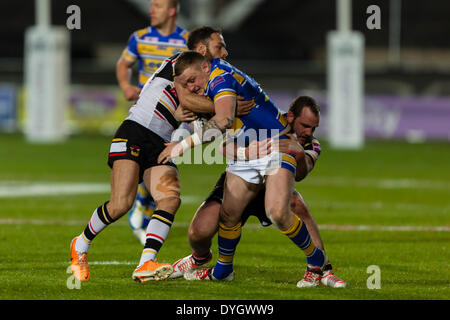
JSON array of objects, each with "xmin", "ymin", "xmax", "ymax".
[
  {"xmin": 70, "ymin": 26, "xmax": 254, "ymax": 283},
  {"xmin": 158, "ymin": 51, "xmax": 329, "ymax": 287},
  {"xmin": 70, "ymin": 52, "xmax": 184, "ymax": 282},
  {"xmin": 116, "ymin": 0, "xmax": 188, "ymax": 245},
  {"xmin": 171, "ymin": 96, "xmax": 346, "ymax": 288}
]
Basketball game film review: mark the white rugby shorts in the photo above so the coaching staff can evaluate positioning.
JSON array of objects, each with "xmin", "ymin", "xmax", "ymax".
[{"xmin": 226, "ymin": 152, "xmax": 296, "ymax": 184}]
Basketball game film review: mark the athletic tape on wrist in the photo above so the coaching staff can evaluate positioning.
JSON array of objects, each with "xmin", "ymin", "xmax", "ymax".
[
  {"xmin": 191, "ymin": 132, "xmax": 202, "ymax": 146},
  {"xmin": 180, "ymin": 139, "xmax": 190, "ymax": 152},
  {"xmin": 237, "ymin": 147, "xmax": 247, "ymax": 161}
]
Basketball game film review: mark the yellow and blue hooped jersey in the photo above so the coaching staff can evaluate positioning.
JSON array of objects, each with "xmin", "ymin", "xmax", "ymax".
[
  {"xmin": 122, "ymin": 26, "xmax": 188, "ymax": 88},
  {"xmin": 205, "ymin": 58, "xmax": 289, "ymax": 141},
  {"xmin": 205, "ymin": 59, "xmax": 295, "ymax": 174}
]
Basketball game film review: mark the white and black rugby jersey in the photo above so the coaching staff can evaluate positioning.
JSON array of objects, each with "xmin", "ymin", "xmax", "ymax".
[{"xmin": 126, "ymin": 53, "xmax": 181, "ymax": 142}]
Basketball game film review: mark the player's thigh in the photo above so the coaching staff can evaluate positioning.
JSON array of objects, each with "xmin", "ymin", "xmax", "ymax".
[
  {"xmin": 264, "ymin": 168, "xmax": 295, "ymax": 226},
  {"xmin": 143, "ymin": 165, "xmax": 181, "ymax": 209},
  {"xmin": 109, "ymin": 159, "xmax": 140, "ymax": 218},
  {"xmin": 221, "ymin": 172, "xmax": 260, "ymax": 226}
]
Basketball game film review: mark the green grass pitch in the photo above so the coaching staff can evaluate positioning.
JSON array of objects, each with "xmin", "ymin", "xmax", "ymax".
[{"xmin": 0, "ymin": 133, "xmax": 448, "ymax": 300}]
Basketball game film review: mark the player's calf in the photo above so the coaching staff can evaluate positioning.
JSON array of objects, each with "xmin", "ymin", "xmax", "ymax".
[
  {"xmin": 73, "ymin": 201, "xmax": 117, "ymax": 254},
  {"xmin": 280, "ymin": 214, "xmax": 326, "ymax": 268}
]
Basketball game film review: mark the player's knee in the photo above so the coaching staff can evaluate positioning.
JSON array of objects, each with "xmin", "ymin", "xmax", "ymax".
[
  {"xmin": 189, "ymin": 220, "xmax": 216, "ymax": 242},
  {"xmin": 188, "ymin": 224, "xmax": 207, "ymax": 243},
  {"xmin": 266, "ymin": 207, "xmax": 291, "ymax": 230},
  {"xmin": 152, "ymin": 172, "xmax": 181, "ymax": 212},
  {"xmin": 155, "ymin": 195, "xmax": 181, "ymax": 214},
  {"xmin": 108, "ymin": 197, "xmax": 134, "ymax": 219}
]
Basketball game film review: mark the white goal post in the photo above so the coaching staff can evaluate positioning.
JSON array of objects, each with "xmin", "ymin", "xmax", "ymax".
[
  {"xmin": 24, "ymin": 0, "xmax": 70, "ymax": 143},
  {"xmin": 327, "ymin": 0, "xmax": 365, "ymax": 149}
]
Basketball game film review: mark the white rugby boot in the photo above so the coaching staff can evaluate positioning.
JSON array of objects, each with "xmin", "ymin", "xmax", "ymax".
[
  {"xmin": 296, "ymin": 266, "xmax": 323, "ymax": 288},
  {"xmin": 321, "ymin": 270, "xmax": 348, "ymax": 288},
  {"xmin": 184, "ymin": 267, "xmax": 234, "ymax": 281},
  {"xmin": 171, "ymin": 253, "xmax": 212, "ymax": 279}
]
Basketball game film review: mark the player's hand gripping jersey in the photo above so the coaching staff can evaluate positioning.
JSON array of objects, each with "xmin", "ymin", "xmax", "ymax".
[
  {"xmin": 122, "ymin": 26, "xmax": 188, "ymax": 88},
  {"xmin": 126, "ymin": 53, "xmax": 181, "ymax": 142},
  {"xmin": 205, "ymin": 58, "xmax": 296, "ymax": 177}
]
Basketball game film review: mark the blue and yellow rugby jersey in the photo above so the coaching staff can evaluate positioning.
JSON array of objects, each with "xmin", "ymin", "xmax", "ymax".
[
  {"xmin": 205, "ymin": 58, "xmax": 296, "ymax": 173},
  {"xmin": 122, "ymin": 26, "xmax": 188, "ymax": 88},
  {"xmin": 205, "ymin": 58, "xmax": 289, "ymax": 140}
]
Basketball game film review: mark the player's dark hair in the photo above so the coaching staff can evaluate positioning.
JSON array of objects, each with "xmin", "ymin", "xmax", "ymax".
[
  {"xmin": 289, "ymin": 96, "xmax": 320, "ymax": 118},
  {"xmin": 174, "ymin": 51, "xmax": 208, "ymax": 76},
  {"xmin": 187, "ymin": 26, "xmax": 222, "ymax": 50}
]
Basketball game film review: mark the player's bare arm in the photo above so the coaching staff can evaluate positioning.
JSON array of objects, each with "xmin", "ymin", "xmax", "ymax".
[
  {"xmin": 157, "ymin": 95, "xmax": 235, "ymax": 164},
  {"xmin": 189, "ymin": 95, "xmax": 236, "ymax": 142},
  {"xmin": 174, "ymin": 78, "xmax": 215, "ymax": 114},
  {"xmin": 175, "ymin": 74, "xmax": 253, "ymax": 116},
  {"xmin": 221, "ymin": 138, "xmax": 272, "ymax": 161},
  {"xmin": 116, "ymin": 56, "xmax": 141, "ymax": 101}
]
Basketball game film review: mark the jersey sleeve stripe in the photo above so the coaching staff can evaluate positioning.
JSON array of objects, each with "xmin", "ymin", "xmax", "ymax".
[
  {"xmin": 214, "ymin": 91, "xmax": 237, "ymax": 102},
  {"xmin": 282, "ymin": 154, "xmax": 297, "ymax": 167},
  {"xmin": 122, "ymin": 49, "xmax": 137, "ymax": 62},
  {"xmin": 305, "ymin": 150, "xmax": 318, "ymax": 163}
]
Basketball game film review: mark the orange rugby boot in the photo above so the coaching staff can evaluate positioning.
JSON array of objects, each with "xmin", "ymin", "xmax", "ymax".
[
  {"xmin": 70, "ymin": 237, "xmax": 90, "ymax": 281},
  {"xmin": 132, "ymin": 260, "xmax": 173, "ymax": 283}
]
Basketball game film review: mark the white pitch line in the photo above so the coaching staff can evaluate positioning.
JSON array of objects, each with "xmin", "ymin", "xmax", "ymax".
[
  {"xmin": 306, "ymin": 200, "xmax": 450, "ymax": 212},
  {"xmin": 0, "ymin": 176, "xmax": 449, "ymax": 199},
  {"xmin": 0, "ymin": 218, "xmax": 448, "ymax": 232},
  {"xmin": 318, "ymin": 224, "xmax": 450, "ymax": 232},
  {"xmin": 304, "ymin": 177, "xmax": 450, "ymax": 191},
  {"xmin": 63, "ymin": 261, "xmax": 138, "ymax": 266},
  {"xmin": 89, "ymin": 261, "xmax": 137, "ymax": 265},
  {"xmin": 0, "ymin": 182, "xmax": 202, "ymax": 203},
  {"xmin": 0, "ymin": 182, "xmax": 110, "ymax": 198}
]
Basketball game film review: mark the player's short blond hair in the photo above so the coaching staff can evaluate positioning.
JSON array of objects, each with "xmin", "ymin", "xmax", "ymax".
[{"xmin": 174, "ymin": 51, "xmax": 208, "ymax": 77}]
